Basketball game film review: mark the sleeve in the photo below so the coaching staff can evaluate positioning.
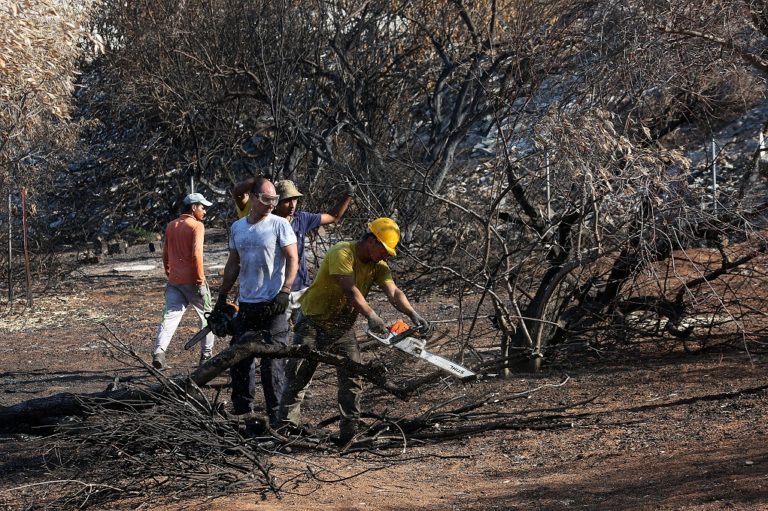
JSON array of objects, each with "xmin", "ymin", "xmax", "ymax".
[
  {"xmin": 278, "ymin": 217, "xmax": 297, "ymax": 247},
  {"xmin": 328, "ymin": 245, "xmax": 354, "ymax": 276},
  {"xmin": 374, "ymin": 261, "xmax": 394, "ymax": 286},
  {"xmin": 192, "ymin": 223, "xmax": 205, "ymax": 284},
  {"xmin": 228, "ymin": 220, "xmax": 238, "ymax": 251},
  {"xmin": 162, "ymin": 227, "xmax": 170, "ymax": 277},
  {"xmin": 299, "ymin": 211, "xmax": 322, "ymax": 233}
]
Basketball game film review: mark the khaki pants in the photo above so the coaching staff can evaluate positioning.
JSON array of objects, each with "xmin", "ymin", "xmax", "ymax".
[{"xmin": 281, "ymin": 312, "xmax": 362, "ymax": 441}]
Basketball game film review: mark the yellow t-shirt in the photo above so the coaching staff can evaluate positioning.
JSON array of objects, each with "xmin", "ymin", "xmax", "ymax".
[
  {"xmin": 299, "ymin": 240, "xmax": 393, "ymax": 335},
  {"xmin": 235, "ymin": 200, "xmax": 251, "ymax": 219}
]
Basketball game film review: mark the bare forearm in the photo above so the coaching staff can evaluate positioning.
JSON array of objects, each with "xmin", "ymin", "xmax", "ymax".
[
  {"xmin": 162, "ymin": 249, "xmax": 170, "ymax": 277},
  {"xmin": 387, "ymin": 287, "xmax": 416, "ymax": 317},
  {"xmin": 279, "ymin": 244, "xmax": 299, "ymax": 292},
  {"xmin": 218, "ymin": 256, "xmax": 239, "ymax": 298},
  {"xmin": 331, "ymin": 195, "xmax": 352, "ymax": 220},
  {"xmin": 193, "ymin": 229, "xmax": 205, "ymax": 284},
  {"xmin": 343, "ymin": 286, "xmax": 375, "ymax": 318},
  {"xmin": 282, "ymin": 255, "xmax": 298, "ymax": 291},
  {"xmin": 320, "ymin": 194, "xmax": 353, "ymax": 225}
]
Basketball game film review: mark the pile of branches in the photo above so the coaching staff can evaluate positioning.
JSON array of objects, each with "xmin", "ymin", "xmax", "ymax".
[
  {"xmin": 0, "ymin": 329, "xmax": 576, "ymax": 509},
  {"xmin": 29, "ymin": 378, "xmax": 287, "ymax": 509},
  {"xmin": 26, "ymin": 377, "xmax": 574, "ymax": 510}
]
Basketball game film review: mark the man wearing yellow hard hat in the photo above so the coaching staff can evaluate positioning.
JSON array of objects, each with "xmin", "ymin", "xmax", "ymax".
[{"xmin": 280, "ymin": 217, "xmax": 430, "ymax": 444}]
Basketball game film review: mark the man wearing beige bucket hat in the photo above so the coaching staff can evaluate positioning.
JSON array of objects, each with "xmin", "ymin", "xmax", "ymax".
[{"xmin": 232, "ymin": 177, "xmax": 353, "ymax": 319}]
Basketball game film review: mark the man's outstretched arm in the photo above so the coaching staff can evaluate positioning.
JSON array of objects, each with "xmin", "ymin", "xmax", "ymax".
[{"xmin": 319, "ymin": 181, "xmax": 354, "ymax": 225}]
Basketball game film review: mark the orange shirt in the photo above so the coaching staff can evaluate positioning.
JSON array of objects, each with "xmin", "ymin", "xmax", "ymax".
[{"xmin": 162, "ymin": 214, "xmax": 205, "ymax": 285}]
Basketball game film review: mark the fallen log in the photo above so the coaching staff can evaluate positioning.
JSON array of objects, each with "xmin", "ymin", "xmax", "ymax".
[
  {"xmin": 189, "ymin": 336, "xmax": 406, "ymax": 399},
  {"xmin": 0, "ymin": 332, "xmax": 410, "ymax": 434}
]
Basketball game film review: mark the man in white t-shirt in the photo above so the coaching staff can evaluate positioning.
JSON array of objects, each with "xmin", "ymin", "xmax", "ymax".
[{"xmin": 215, "ymin": 177, "xmax": 298, "ymax": 427}]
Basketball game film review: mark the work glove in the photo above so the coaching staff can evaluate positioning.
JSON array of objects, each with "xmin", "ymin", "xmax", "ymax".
[
  {"xmin": 410, "ymin": 311, "xmax": 432, "ymax": 335},
  {"xmin": 345, "ymin": 177, "xmax": 356, "ymax": 197},
  {"xmin": 367, "ymin": 312, "xmax": 389, "ymax": 336},
  {"xmin": 270, "ymin": 291, "xmax": 290, "ymax": 316},
  {"xmin": 197, "ymin": 282, "xmax": 209, "ymax": 298},
  {"xmin": 209, "ymin": 293, "xmax": 227, "ymax": 320},
  {"xmin": 205, "ymin": 294, "xmax": 226, "ymax": 334},
  {"xmin": 214, "ymin": 293, "xmax": 228, "ymax": 311}
]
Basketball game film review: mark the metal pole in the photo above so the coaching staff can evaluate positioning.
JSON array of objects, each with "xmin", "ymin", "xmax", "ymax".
[
  {"xmin": 190, "ymin": 174, "xmax": 195, "ymax": 194},
  {"xmin": 7, "ymin": 191, "xmax": 12, "ymax": 302},
  {"xmin": 711, "ymin": 137, "xmax": 717, "ymax": 214},
  {"xmin": 545, "ymin": 152, "xmax": 552, "ymax": 221}
]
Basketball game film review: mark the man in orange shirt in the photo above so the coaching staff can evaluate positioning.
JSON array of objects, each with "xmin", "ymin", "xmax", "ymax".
[{"xmin": 152, "ymin": 192, "xmax": 214, "ymax": 369}]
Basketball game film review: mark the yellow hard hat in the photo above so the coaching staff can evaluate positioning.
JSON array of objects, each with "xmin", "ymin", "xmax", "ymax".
[{"xmin": 367, "ymin": 217, "xmax": 400, "ymax": 256}]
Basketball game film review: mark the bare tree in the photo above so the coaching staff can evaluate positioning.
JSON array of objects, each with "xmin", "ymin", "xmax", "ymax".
[
  {"xmin": 409, "ymin": 0, "xmax": 768, "ymax": 369},
  {"xmin": 58, "ymin": 0, "xmax": 768, "ymax": 369}
]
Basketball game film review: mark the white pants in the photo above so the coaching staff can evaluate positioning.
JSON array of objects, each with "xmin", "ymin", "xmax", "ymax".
[{"xmin": 154, "ymin": 282, "xmax": 214, "ymax": 356}]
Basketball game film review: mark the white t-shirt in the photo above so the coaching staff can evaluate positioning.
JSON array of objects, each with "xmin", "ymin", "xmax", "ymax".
[{"xmin": 229, "ymin": 214, "xmax": 297, "ymax": 303}]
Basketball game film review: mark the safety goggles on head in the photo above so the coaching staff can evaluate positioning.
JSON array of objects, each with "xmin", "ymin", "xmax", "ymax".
[{"xmin": 253, "ymin": 192, "xmax": 279, "ymax": 206}]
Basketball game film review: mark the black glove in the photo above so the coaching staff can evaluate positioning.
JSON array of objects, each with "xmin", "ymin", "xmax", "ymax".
[
  {"xmin": 367, "ymin": 312, "xmax": 389, "ymax": 336},
  {"xmin": 410, "ymin": 311, "xmax": 432, "ymax": 335},
  {"xmin": 211, "ymin": 294, "xmax": 227, "ymax": 315},
  {"xmin": 208, "ymin": 301, "xmax": 239, "ymax": 337},
  {"xmin": 270, "ymin": 291, "xmax": 290, "ymax": 316},
  {"xmin": 209, "ymin": 294, "xmax": 227, "ymax": 320}
]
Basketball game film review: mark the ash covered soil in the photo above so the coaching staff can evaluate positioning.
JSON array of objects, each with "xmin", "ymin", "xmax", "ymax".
[{"xmin": 0, "ymin": 238, "xmax": 767, "ymax": 510}]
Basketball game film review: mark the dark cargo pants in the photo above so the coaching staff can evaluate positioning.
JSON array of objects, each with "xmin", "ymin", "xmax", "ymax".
[{"xmin": 281, "ymin": 312, "xmax": 362, "ymax": 441}]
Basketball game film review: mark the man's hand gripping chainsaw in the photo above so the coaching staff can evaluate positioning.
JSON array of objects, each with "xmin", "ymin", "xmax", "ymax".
[
  {"xmin": 184, "ymin": 302, "xmax": 239, "ymax": 350},
  {"xmin": 367, "ymin": 320, "xmax": 475, "ymax": 379}
]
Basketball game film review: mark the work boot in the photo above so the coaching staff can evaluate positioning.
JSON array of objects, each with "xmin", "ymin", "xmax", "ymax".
[
  {"xmin": 276, "ymin": 422, "xmax": 328, "ymax": 440},
  {"xmin": 152, "ymin": 351, "xmax": 166, "ymax": 370},
  {"xmin": 199, "ymin": 350, "xmax": 212, "ymax": 365},
  {"xmin": 275, "ymin": 422, "xmax": 305, "ymax": 436},
  {"xmin": 338, "ymin": 418, "xmax": 362, "ymax": 446}
]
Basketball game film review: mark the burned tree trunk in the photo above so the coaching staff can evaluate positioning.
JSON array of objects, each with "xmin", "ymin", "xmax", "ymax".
[{"xmin": 0, "ymin": 332, "xmax": 408, "ymax": 433}]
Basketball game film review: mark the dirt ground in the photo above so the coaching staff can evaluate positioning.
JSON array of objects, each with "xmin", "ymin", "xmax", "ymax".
[{"xmin": 1, "ymin": 241, "xmax": 767, "ymax": 510}]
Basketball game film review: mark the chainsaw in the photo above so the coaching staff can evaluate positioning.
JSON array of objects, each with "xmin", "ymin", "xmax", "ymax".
[
  {"xmin": 367, "ymin": 320, "xmax": 475, "ymax": 379},
  {"xmin": 184, "ymin": 302, "xmax": 239, "ymax": 350}
]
